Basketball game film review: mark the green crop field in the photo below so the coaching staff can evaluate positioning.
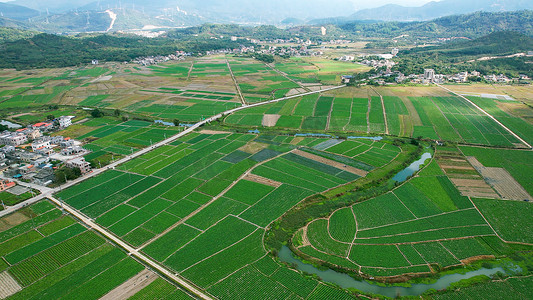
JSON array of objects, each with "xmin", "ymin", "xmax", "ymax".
[
  {"xmin": 2, "ymin": 54, "xmax": 532, "ymax": 300},
  {"xmin": 58, "ymin": 132, "xmax": 375, "ymax": 251},
  {"xmin": 55, "ymin": 130, "xmax": 405, "ymax": 298},
  {"xmin": 0, "ymin": 200, "xmax": 188, "ymax": 299},
  {"xmin": 293, "ymin": 154, "xmax": 511, "ymax": 276}
]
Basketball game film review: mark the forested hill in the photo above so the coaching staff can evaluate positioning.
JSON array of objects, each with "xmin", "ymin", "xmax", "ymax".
[
  {"xmin": 338, "ymin": 10, "xmax": 533, "ymax": 38},
  {"xmin": 395, "ymin": 31, "xmax": 533, "ymax": 77},
  {"xmin": 402, "ymin": 31, "xmax": 533, "ymax": 60},
  {"xmin": 0, "ymin": 33, "xmax": 245, "ymax": 70}
]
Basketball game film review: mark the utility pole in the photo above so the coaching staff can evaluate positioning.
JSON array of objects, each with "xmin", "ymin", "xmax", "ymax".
[{"xmin": 59, "ymin": 197, "xmax": 65, "ymax": 214}]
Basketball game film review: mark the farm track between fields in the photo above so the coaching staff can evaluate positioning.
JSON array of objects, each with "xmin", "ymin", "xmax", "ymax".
[
  {"xmin": 436, "ymin": 84, "xmax": 533, "ymax": 149},
  {"xmin": 266, "ymin": 63, "xmax": 311, "ymax": 92},
  {"xmin": 226, "ymin": 59, "xmax": 247, "ymax": 106},
  {"xmin": 137, "ymin": 149, "xmax": 288, "ymax": 250},
  {"xmin": 0, "ymin": 85, "xmax": 346, "ymax": 299},
  {"xmin": 370, "ymin": 87, "xmax": 389, "ymax": 135}
]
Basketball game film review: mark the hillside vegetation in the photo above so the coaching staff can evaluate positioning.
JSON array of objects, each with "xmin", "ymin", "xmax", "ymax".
[
  {"xmin": 395, "ymin": 31, "xmax": 533, "ymax": 76},
  {"xmin": 0, "ymin": 33, "xmax": 245, "ymax": 69}
]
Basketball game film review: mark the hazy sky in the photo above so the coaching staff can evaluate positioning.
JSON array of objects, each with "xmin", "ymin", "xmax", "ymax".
[
  {"xmin": 351, "ymin": 0, "xmax": 439, "ymax": 10},
  {"xmin": 0, "ymin": 0, "xmax": 440, "ymax": 8}
]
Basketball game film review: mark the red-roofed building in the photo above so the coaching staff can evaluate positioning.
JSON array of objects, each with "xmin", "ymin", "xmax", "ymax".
[
  {"xmin": 0, "ymin": 179, "xmax": 15, "ymax": 192},
  {"xmin": 32, "ymin": 122, "xmax": 54, "ymax": 132}
]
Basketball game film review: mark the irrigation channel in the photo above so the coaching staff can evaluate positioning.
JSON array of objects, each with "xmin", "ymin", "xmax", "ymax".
[
  {"xmin": 279, "ymin": 246, "xmax": 506, "ymax": 297},
  {"xmin": 392, "ymin": 152, "xmax": 432, "ymax": 182}
]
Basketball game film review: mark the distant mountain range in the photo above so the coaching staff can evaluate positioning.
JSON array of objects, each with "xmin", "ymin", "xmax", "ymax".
[
  {"xmin": 0, "ymin": 0, "xmax": 532, "ymax": 33},
  {"xmin": 8, "ymin": 0, "xmax": 354, "ymax": 25},
  {"xmin": 0, "ymin": 2, "xmax": 39, "ymax": 20},
  {"xmin": 312, "ymin": 0, "xmax": 533, "ymax": 23}
]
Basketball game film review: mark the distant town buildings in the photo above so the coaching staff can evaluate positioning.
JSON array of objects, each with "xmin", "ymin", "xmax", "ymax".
[
  {"xmin": 424, "ymin": 69, "xmax": 436, "ymax": 81},
  {"xmin": 339, "ymin": 55, "xmax": 355, "ymax": 62}
]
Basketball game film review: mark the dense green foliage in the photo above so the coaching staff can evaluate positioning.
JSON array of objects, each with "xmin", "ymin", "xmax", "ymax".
[
  {"xmin": 0, "ymin": 33, "xmax": 246, "ymax": 69},
  {"xmin": 340, "ymin": 11, "xmax": 533, "ymax": 38},
  {"xmin": 0, "ymin": 27, "xmax": 36, "ymax": 43},
  {"xmin": 395, "ymin": 31, "xmax": 533, "ymax": 77}
]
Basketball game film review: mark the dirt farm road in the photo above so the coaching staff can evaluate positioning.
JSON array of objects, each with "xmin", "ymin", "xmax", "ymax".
[
  {"xmin": 436, "ymin": 84, "xmax": 532, "ymax": 149},
  {"xmin": 0, "ymin": 85, "xmax": 346, "ymax": 299}
]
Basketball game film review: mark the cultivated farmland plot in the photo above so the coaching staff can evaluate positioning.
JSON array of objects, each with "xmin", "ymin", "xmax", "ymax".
[
  {"xmin": 293, "ymin": 151, "xmax": 517, "ymax": 277},
  {"xmin": 56, "ymin": 130, "xmax": 402, "ymax": 298},
  {"xmin": 223, "ymin": 86, "xmax": 531, "ymax": 148},
  {"xmin": 3, "ymin": 57, "xmax": 532, "ymax": 299},
  {"xmin": 0, "ymin": 200, "xmax": 191, "ymax": 299}
]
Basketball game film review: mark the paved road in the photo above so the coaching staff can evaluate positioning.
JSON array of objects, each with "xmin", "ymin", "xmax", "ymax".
[
  {"xmin": 436, "ymin": 84, "xmax": 532, "ymax": 149},
  {"xmin": 0, "ymin": 85, "xmax": 346, "ymax": 297},
  {"xmin": 46, "ymin": 196, "xmax": 212, "ymax": 300}
]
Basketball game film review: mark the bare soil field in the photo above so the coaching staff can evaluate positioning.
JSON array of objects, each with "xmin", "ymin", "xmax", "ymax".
[
  {"xmin": 262, "ymin": 114, "xmax": 281, "ymax": 127},
  {"xmin": 0, "ymin": 212, "xmax": 30, "ymax": 232},
  {"xmin": 0, "ymin": 271, "xmax": 22, "ymax": 299},
  {"xmin": 468, "ymin": 157, "xmax": 533, "ymax": 201},
  {"xmin": 239, "ymin": 142, "xmax": 269, "ymax": 154},
  {"xmin": 243, "ymin": 173, "xmax": 282, "ymax": 188},
  {"xmin": 99, "ymin": 269, "xmax": 157, "ymax": 300}
]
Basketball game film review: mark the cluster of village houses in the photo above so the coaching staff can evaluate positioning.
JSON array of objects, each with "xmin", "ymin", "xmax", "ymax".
[
  {"xmin": 133, "ymin": 37, "xmax": 354, "ymax": 66},
  {"xmin": 341, "ymin": 48, "xmax": 531, "ymax": 85},
  {"xmin": 0, "ymin": 115, "xmax": 91, "ymax": 188},
  {"xmin": 133, "ymin": 51, "xmax": 191, "ymax": 66}
]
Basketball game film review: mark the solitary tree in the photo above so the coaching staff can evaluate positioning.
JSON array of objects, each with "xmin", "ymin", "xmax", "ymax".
[{"xmin": 91, "ymin": 108, "xmax": 104, "ymax": 118}]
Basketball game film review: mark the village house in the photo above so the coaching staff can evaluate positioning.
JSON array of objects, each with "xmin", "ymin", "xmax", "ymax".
[
  {"xmin": 341, "ymin": 75, "xmax": 354, "ymax": 84},
  {"xmin": 32, "ymin": 168, "xmax": 55, "ymax": 186},
  {"xmin": 61, "ymin": 146, "xmax": 84, "ymax": 156},
  {"xmin": 66, "ymin": 157, "xmax": 91, "ymax": 174},
  {"xmin": 58, "ymin": 116, "xmax": 74, "ymax": 128},
  {"xmin": 16, "ymin": 128, "xmax": 41, "ymax": 140},
  {"xmin": 32, "ymin": 122, "xmax": 54, "ymax": 132},
  {"xmin": 0, "ymin": 132, "xmax": 28, "ymax": 146},
  {"xmin": 31, "ymin": 138, "xmax": 51, "ymax": 152}
]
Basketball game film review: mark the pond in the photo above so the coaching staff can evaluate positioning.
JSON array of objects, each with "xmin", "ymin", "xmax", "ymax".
[
  {"xmin": 279, "ymin": 246, "xmax": 506, "ymax": 297},
  {"xmin": 0, "ymin": 120, "xmax": 22, "ymax": 129},
  {"xmin": 392, "ymin": 152, "xmax": 432, "ymax": 182},
  {"xmin": 154, "ymin": 120, "xmax": 174, "ymax": 126}
]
